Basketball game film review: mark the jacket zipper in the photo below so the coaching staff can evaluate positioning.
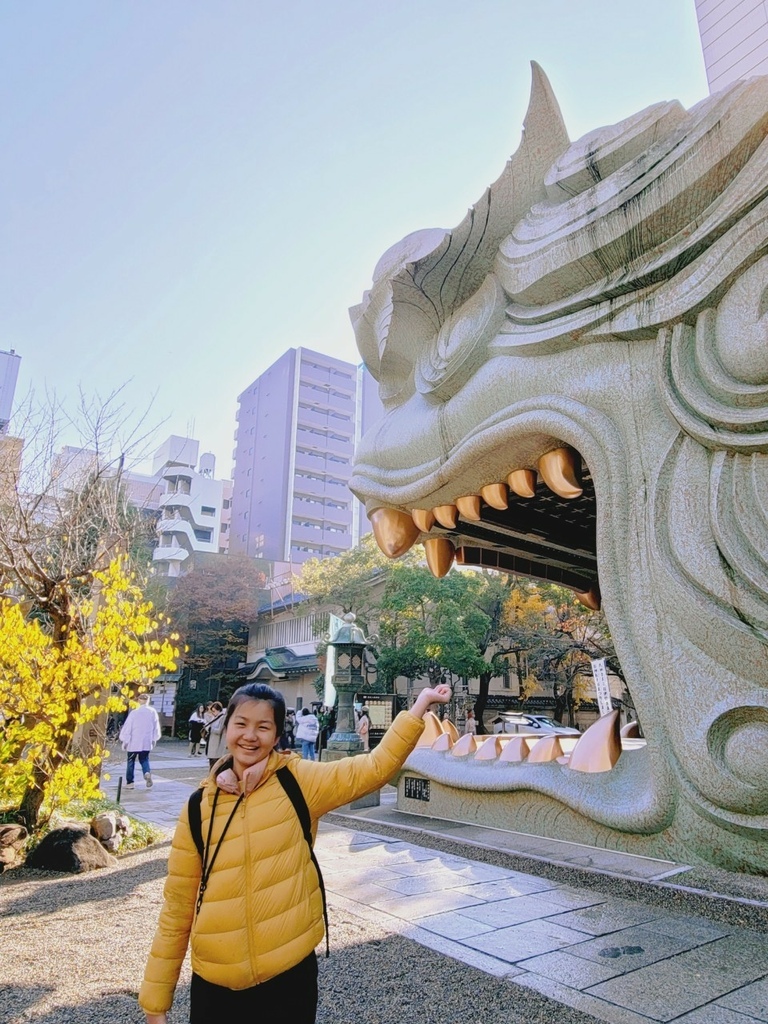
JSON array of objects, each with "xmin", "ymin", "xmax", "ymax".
[{"xmin": 241, "ymin": 792, "xmax": 261, "ymax": 986}]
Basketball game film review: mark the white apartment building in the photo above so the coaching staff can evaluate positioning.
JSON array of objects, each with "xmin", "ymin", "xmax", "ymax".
[
  {"xmin": 48, "ymin": 435, "xmax": 232, "ymax": 576},
  {"xmin": 696, "ymin": 0, "xmax": 768, "ymax": 92},
  {"xmin": 151, "ymin": 436, "xmax": 231, "ymax": 577}
]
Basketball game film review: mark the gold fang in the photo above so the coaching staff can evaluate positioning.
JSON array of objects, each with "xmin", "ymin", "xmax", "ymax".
[
  {"xmin": 507, "ymin": 468, "xmax": 537, "ymax": 498},
  {"xmin": 526, "ymin": 735, "xmax": 564, "ymax": 763},
  {"xmin": 450, "ymin": 733, "xmax": 478, "ymax": 757},
  {"xmin": 499, "ymin": 736, "xmax": 530, "ymax": 762},
  {"xmin": 456, "ymin": 495, "xmax": 482, "ymax": 521},
  {"xmin": 416, "ymin": 711, "xmax": 444, "ymax": 748},
  {"xmin": 424, "ymin": 537, "xmax": 455, "ymax": 577},
  {"xmin": 442, "ymin": 719, "xmax": 460, "ymax": 743},
  {"xmin": 474, "ymin": 735, "xmax": 503, "ymax": 760},
  {"xmin": 575, "ymin": 583, "xmax": 601, "ymax": 611},
  {"xmin": 412, "ymin": 509, "xmax": 436, "ymax": 533},
  {"xmin": 369, "ymin": 508, "xmax": 420, "ymax": 558},
  {"xmin": 481, "ymin": 483, "xmax": 509, "ymax": 509},
  {"xmin": 568, "ymin": 710, "xmax": 622, "ymax": 773},
  {"xmin": 431, "ymin": 732, "xmax": 453, "ymax": 752},
  {"xmin": 537, "ymin": 447, "xmax": 583, "ymax": 499},
  {"xmin": 433, "ymin": 504, "xmax": 459, "ymax": 529}
]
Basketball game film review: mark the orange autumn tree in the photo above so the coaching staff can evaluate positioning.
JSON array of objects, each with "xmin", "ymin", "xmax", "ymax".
[{"xmin": 0, "ymin": 556, "xmax": 178, "ymax": 830}]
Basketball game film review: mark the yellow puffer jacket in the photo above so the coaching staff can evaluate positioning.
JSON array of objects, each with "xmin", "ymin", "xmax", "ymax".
[{"xmin": 139, "ymin": 710, "xmax": 425, "ymax": 1014}]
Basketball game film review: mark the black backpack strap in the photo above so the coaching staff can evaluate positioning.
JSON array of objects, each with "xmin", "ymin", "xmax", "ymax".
[
  {"xmin": 276, "ymin": 765, "xmax": 330, "ymax": 958},
  {"xmin": 187, "ymin": 787, "xmax": 204, "ymax": 859}
]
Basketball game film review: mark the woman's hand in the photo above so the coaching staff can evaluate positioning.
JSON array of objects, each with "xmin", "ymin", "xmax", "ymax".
[
  {"xmin": 410, "ymin": 684, "xmax": 452, "ymax": 719},
  {"xmin": 145, "ymin": 1014, "xmax": 167, "ymax": 1024}
]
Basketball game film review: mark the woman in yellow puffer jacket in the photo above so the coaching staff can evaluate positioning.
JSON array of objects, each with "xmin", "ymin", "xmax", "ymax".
[{"xmin": 140, "ymin": 680, "xmax": 452, "ymax": 1024}]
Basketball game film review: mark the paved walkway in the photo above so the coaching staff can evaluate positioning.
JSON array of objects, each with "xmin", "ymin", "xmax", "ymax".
[{"xmin": 106, "ymin": 742, "xmax": 768, "ymax": 1024}]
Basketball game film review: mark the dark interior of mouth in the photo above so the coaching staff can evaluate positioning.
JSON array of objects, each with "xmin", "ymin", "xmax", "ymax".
[{"xmin": 450, "ymin": 462, "xmax": 598, "ymax": 595}]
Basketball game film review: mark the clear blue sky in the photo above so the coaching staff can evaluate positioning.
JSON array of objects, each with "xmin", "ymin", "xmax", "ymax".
[{"xmin": 2, "ymin": 1, "xmax": 707, "ymax": 475}]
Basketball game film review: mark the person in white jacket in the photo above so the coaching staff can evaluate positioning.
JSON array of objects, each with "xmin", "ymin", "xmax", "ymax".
[
  {"xmin": 119, "ymin": 692, "xmax": 162, "ymax": 790},
  {"xmin": 294, "ymin": 707, "xmax": 320, "ymax": 760}
]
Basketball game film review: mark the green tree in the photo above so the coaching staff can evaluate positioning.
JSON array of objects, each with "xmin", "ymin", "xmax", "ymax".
[{"xmin": 501, "ymin": 579, "xmax": 625, "ymax": 726}]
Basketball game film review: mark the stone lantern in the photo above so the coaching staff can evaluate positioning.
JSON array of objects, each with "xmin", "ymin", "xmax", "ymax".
[{"xmin": 322, "ymin": 612, "xmax": 369, "ymax": 760}]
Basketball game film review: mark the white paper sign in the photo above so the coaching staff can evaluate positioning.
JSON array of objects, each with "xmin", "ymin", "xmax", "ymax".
[
  {"xmin": 591, "ymin": 658, "xmax": 613, "ymax": 717},
  {"xmin": 324, "ymin": 614, "xmax": 344, "ymax": 707}
]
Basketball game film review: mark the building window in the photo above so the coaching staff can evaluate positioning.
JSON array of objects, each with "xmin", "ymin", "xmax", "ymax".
[
  {"xmin": 194, "ymin": 528, "xmax": 213, "ymax": 543},
  {"xmin": 223, "ymin": 498, "xmax": 231, "ymax": 509},
  {"xmin": 201, "ymin": 506, "xmax": 216, "ymax": 516}
]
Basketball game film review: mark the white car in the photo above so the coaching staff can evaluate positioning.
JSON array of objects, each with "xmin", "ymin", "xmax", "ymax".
[{"xmin": 492, "ymin": 712, "xmax": 580, "ymax": 736}]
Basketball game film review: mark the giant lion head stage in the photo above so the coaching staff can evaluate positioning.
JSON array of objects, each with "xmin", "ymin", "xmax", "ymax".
[{"xmin": 349, "ymin": 66, "xmax": 768, "ymax": 872}]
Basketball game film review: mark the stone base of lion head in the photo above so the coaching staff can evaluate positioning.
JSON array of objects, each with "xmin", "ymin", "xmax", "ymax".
[{"xmin": 350, "ymin": 65, "xmax": 768, "ymax": 873}]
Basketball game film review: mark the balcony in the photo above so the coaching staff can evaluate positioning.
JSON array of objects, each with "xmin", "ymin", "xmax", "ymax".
[
  {"xmin": 297, "ymin": 406, "xmax": 330, "ymax": 430},
  {"xmin": 152, "ymin": 545, "xmax": 190, "ymax": 564},
  {"xmin": 157, "ymin": 517, "xmax": 196, "ymax": 545},
  {"xmin": 160, "ymin": 492, "xmax": 193, "ymax": 510},
  {"xmin": 299, "ymin": 363, "xmax": 331, "ymax": 387}
]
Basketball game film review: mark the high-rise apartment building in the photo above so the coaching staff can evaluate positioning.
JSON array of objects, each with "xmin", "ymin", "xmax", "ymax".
[
  {"xmin": 230, "ymin": 347, "xmax": 382, "ymax": 565},
  {"xmin": 0, "ymin": 349, "xmax": 21, "ymax": 435},
  {"xmin": 695, "ymin": 0, "xmax": 768, "ymax": 93},
  {"xmin": 49, "ymin": 434, "xmax": 232, "ymax": 576},
  {"xmin": 150, "ymin": 436, "xmax": 232, "ymax": 576}
]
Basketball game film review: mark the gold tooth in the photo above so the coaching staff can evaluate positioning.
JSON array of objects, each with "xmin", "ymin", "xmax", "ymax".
[
  {"xmin": 480, "ymin": 483, "xmax": 509, "ymax": 510},
  {"xmin": 433, "ymin": 504, "xmax": 458, "ymax": 529},
  {"xmin": 424, "ymin": 537, "xmax": 455, "ymax": 577},
  {"xmin": 412, "ymin": 508, "xmax": 436, "ymax": 533},
  {"xmin": 568, "ymin": 710, "xmax": 622, "ymax": 773},
  {"xmin": 442, "ymin": 720, "xmax": 460, "ymax": 742},
  {"xmin": 456, "ymin": 495, "xmax": 482, "ymax": 521},
  {"xmin": 450, "ymin": 733, "xmax": 478, "ymax": 757},
  {"xmin": 537, "ymin": 447, "xmax": 583, "ymax": 499},
  {"xmin": 526, "ymin": 735, "xmax": 564, "ymax": 763},
  {"xmin": 474, "ymin": 735, "xmax": 503, "ymax": 760},
  {"xmin": 575, "ymin": 583, "xmax": 601, "ymax": 611},
  {"xmin": 499, "ymin": 736, "xmax": 531, "ymax": 762},
  {"xmin": 368, "ymin": 508, "xmax": 420, "ymax": 558},
  {"xmin": 431, "ymin": 732, "xmax": 453, "ymax": 752},
  {"xmin": 416, "ymin": 711, "xmax": 444, "ymax": 748},
  {"xmin": 507, "ymin": 468, "xmax": 537, "ymax": 498}
]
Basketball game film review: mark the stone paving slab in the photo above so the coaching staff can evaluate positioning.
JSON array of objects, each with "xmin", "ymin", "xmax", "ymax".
[
  {"xmin": 332, "ymin": 804, "xmax": 689, "ymax": 882},
  {"xmin": 584, "ymin": 933, "xmax": 768, "ymax": 1021},
  {"xmin": 97, "ymin": 757, "xmax": 768, "ymax": 1024},
  {"xmin": 717, "ymin": 977, "xmax": 768, "ymax": 1020}
]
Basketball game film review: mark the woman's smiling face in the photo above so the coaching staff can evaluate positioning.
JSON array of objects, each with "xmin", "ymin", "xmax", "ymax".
[{"xmin": 226, "ymin": 699, "xmax": 278, "ymax": 777}]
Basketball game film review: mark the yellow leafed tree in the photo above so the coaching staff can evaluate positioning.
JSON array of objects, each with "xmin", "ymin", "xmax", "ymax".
[{"xmin": 0, "ymin": 556, "xmax": 178, "ymax": 829}]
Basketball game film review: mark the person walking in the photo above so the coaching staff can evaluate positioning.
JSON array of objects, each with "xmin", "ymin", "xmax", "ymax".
[
  {"xmin": 188, "ymin": 705, "xmax": 207, "ymax": 757},
  {"xmin": 138, "ymin": 680, "xmax": 452, "ymax": 1024},
  {"xmin": 119, "ymin": 692, "xmax": 161, "ymax": 790},
  {"xmin": 294, "ymin": 706, "xmax": 319, "ymax": 760},
  {"xmin": 464, "ymin": 709, "xmax": 478, "ymax": 736},
  {"xmin": 356, "ymin": 705, "xmax": 371, "ymax": 751},
  {"xmin": 203, "ymin": 701, "xmax": 227, "ymax": 770},
  {"xmin": 284, "ymin": 708, "xmax": 296, "ymax": 749}
]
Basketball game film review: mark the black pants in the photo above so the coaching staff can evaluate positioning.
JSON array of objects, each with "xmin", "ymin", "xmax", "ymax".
[{"xmin": 190, "ymin": 952, "xmax": 318, "ymax": 1023}]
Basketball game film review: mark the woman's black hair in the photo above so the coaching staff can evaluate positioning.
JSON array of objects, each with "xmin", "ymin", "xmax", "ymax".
[{"xmin": 223, "ymin": 683, "xmax": 286, "ymax": 736}]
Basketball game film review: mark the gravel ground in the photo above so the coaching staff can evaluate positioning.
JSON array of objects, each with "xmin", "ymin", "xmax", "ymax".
[{"xmin": 0, "ymin": 835, "xmax": 604, "ymax": 1024}]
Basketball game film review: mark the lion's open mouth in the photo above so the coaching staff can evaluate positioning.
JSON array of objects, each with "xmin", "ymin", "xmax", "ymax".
[{"xmin": 367, "ymin": 444, "xmax": 599, "ymax": 607}]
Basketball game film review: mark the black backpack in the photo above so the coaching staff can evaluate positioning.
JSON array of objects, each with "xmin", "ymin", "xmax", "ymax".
[{"xmin": 187, "ymin": 765, "xmax": 329, "ymax": 955}]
